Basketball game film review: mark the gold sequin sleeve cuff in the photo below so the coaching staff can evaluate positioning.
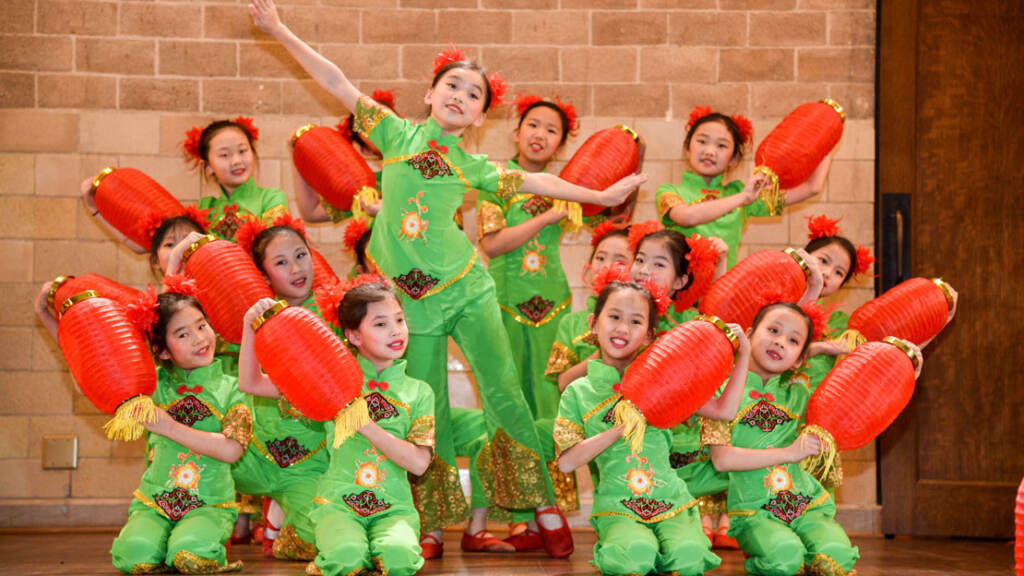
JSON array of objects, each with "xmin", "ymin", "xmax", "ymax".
[
  {"xmin": 221, "ymin": 403, "xmax": 253, "ymax": 450},
  {"xmin": 657, "ymin": 192, "xmax": 684, "ymax": 218},
  {"xmin": 406, "ymin": 415, "xmax": 435, "ymax": 448},
  {"xmin": 553, "ymin": 416, "xmax": 585, "ymax": 456},
  {"xmin": 496, "ymin": 167, "xmax": 526, "ymax": 201},
  {"xmin": 700, "ymin": 416, "xmax": 731, "ymax": 448},
  {"xmin": 261, "ymin": 205, "xmax": 289, "ymax": 226},
  {"xmin": 476, "ymin": 201, "xmax": 506, "ymax": 239},
  {"xmin": 321, "ymin": 197, "xmax": 348, "ymax": 224},
  {"xmin": 354, "ymin": 95, "xmax": 393, "ymax": 137},
  {"xmin": 545, "ymin": 341, "xmax": 578, "ymax": 377}
]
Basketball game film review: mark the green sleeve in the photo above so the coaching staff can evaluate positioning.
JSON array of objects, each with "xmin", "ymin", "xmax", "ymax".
[
  {"xmin": 554, "ymin": 383, "xmax": 586, "ymax": 454},
  {"xmin": 354, "ymin": 95, "xmax": 401, "ymax": 158}
]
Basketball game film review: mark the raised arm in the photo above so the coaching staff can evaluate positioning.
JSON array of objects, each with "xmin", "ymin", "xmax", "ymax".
[
  {"xmin": 557, "ymin": 426, "xmax": 622, "ymax": 473},
  {"xmin": 292, "ymin": 165, "xmax": 333, "ymax": 223},
  {"xmin": 710, "ymin": 432, "xmax": 821, "ymax": 472},
  {"xmin": 358, "ymin": 422, "xmax": 433, "ymax": 476},
  {"xmin": 696, "ymin": 325, "xmax": 750, "ymax": 421},
  {"xmin": 249, "ymin": 0, "xmax": 362, "ymax": 112},
  {"xmin": 520, "ymin": 172, "xmax": 647, "ymax": 207},
  {"xmin": 238, "ymin": 298, "xmax": 283, "ymax": 398}
]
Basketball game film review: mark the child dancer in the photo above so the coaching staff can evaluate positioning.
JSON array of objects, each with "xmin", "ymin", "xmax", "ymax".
[
  {"xmin": 110, "ymin": 282, "xmax": 251, "ymax": 574},
  {"xmin": 656, "ymin": 106, "xmax": 833, "ymax": 268},
  {"xmin": 249, "ymin": 0, "xmax": 644, "ymax": 558},
  {"xmin": 706, "ymin": 300, "xmax": 861, "ymax": 576},
  {"xmin": 241, "ymin": 277, "xmax": 435, "ymax": 576},
  {"xmin": 554, "ymin": 271, "xmax": 750, "ymax": 576}
]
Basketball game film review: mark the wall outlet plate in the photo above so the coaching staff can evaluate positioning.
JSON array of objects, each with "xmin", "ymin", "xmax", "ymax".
[{"xmin": 42, "ymin": 435, "xmax": 78, "ymax": 469}]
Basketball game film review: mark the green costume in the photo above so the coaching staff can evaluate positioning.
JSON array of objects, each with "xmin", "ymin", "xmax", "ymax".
[
  {"xmin": 703, "ymin": 371, "xmax": 859, "ymax": 576},
  {"xmin": 307, "ymin": 356, "xmax": 434, "ymax": 576},
  {"xmin": 545, "ymin": 296, "xmax": 598, "ymax": 383},
  {"xmin": 354, "ymin": 96, "xmax": 554, "ymax": 531},
  {"xmin": 656, "ymin": 171, "xmax": 771, "ymax": 268},
  {"xmin": 555, "ymin": 361, "xmax": 721, "ymax": 576},
  {"xmin": 110, "ymin": 359, "xmax": 251, "ymax": 574},
  {"xmin": 198, "ymin": 178, "xmax": 289, "ymax": 241}
]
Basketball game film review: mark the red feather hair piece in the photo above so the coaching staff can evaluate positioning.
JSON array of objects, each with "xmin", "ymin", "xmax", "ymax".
[
  {"xmin": 182, "ymin": 126, "xmax": 203, "ymax": 167},
  {"xmin": 125, "ymin": 285, "xmax": 160, "ymax": 341},
  {"xmin": 162, "ymin": 274, "xmax": 199, "ymax": 298},
  {"xmin": 556, "ymin": 96, "xmax": 580, "ymax": 135},
  {"xmin": 514, "ymin": 93, "xmax": 544, "ymax": 119},
  {"xmin": 807, "ymin": 214, "xmax": 842, "ymax": 240},
  {"xmin": 183, "ymin": 205, "xmax": 210, "ymax": 232},
  {"xmin": 335, "ymin": 119, "xmax": 354, "ymax": 143},
  {"xmin": 854, "ymin": 245, "xmax": 874, "ymax": 277},
  {"xmin": 271, "ymin": 214, "xmax": 307, "ymax": 240},
  {"xmin": 590, "ymin": 216, "xmax": 629, "ymax": 247},
  {"xmin": 234, "ymin": 219, "xmax": 266, "ymax": 256},
  {"xmin": 643, "ymin": 278, "xmax": 671, "ymax": 319},
  {"xmin": 313, "ymin": 280, "xmax": 345, "ymax": 329},
  {"xmin": 673, "ymin": 234, "xmax": 720, "ymax": 313},
  {"xmin": 800, "ymin": 300, "xmax": 828, "ymax": 342},
  {"xmin": 487, "ymin": 72, "xmax": 509, "ymax": 108},
  {"xmin": 344, "ymin": 218, "xmax": 371, "ymax": 252},
  {"xmin": 756, "ymin": 282, "xmax": 791, "ymax": 310},
  {"xmin": 137, "ymin": 211, "xmax": 166, "ymax": 246},
  {"xmin": 370, "ymin": 89, "xmax": 396, "ymax": 110},
  {"xmin": 687, "ymin": 106, "xmax": 714, "ymax": 130},
  {"xmin": 731, "ymin": 114, "xmax": 753, "ymax": 146},
  {"xmin": 592, "ymin": 263, "xmax": 631, "ymax": 296},
  {"xmin": 627, "ymin": 220, "xmax": 664, "ymax": 252},
  {"xmin": 233, "ymin": 116, "xmax": 259, "ymax": 142},
  {"xmin": 433, "ymin": 43, "xmax": 468, "ymax": 76},
  {"xmin": 514, "ymin": 94, "xmax": 579, "ymax": 136}
]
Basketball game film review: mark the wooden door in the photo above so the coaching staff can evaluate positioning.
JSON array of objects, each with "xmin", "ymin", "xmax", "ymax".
[{"xmin": 878, "ymin": 0, "xmax": 1024, "ymax": 538}]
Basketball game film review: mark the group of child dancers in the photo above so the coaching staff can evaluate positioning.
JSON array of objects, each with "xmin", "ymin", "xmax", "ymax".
[{"xmin": 32, "ymin": 1, "xmax": 959, "ymax": 575}]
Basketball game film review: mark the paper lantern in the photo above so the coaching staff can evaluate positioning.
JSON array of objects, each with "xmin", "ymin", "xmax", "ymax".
[
  {"xmin": 754, "ymin": 99, "xmax": 845, "ymax": 215},
  {"xmin": 251, "ymin": 301, "xmax": 366, "ymax": 447},
  {"xmin": 1015, "ymin": 476, "xmax": 1024, "ymax": 575},
  {"xmin": 91, "ymin": 167, "xmax": 186, "ymax": 250},
  {"xmin": 615, "ymin": 315, "xmax": 739, "ymax": 453},
  {"xmin": 310, "ymin": 245, "xmax": 339, "ymax": 290},
  {"xmin": 292, "ymin": 124, "xmax": 379, "ymax": 214},
  {"xmin": 846, "ymin": 278, "xmax": 954, "ymax": 346},
  {"xmin": 559, "ymin": 125, "xmax": 642, "ymax": 219},
  {"xmin": 802, "ymin": 337, "xmax": 919, "ymax": 478},
  {"xmin": 48, "ymin": 274, "xmax": 142, "ymax": 319},
  {"xmin": 699, "ymin": 248, "xmax": 810, "ymax": 329},
  {"xmin": 57, "ymin": 291, "xmax": 157, "ymax": 441},
  {"xmin": 183, "ymin": 234, "xmax": 274, "ymax": 344}
]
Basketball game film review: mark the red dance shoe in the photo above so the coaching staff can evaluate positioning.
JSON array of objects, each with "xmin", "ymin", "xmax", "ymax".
[
  {"xmin": 420, "ymin": 533, "xmax": 443, "ymax": 560},
  {"xmin": 713, "ymin": 525, "xmax": 740, "ymax": 550},
  {"xmin": 702, "ymin": 524, "xmax": 714, "ymax": 543},
  {"xmin": 503, "ymin": 529, "xmax": 543, "ymax": 552},
  {"xmin": 461, "ymin": 531, "xmax": 515, "ymax": 553},
  {"xmin": 535, "ymin": 506, "xmax": 573, "ymax": 558}
]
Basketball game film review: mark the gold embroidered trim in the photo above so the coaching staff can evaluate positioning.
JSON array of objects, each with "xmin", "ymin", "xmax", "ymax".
[
  {"xmin": 278, "ymin": 396, "xmax": 304, "ymax": 420},
  {"xmin": 133, "ymin": 490, "xmax": 237, "ymax": 522},
  {"xmin": 658, "ymin": 192, "xmax": 684, "ymax": 217},
  {"xmin": 804, "ymin": 552, "xmax": 854, "ymax": 576},
  {"xmin": 591, "ymin": 497, "xmax": 694, "ymax": 524},
  {"xmin": 252, "ymin": 436, "xmax": 326, "ymax": 468},
  {"xmin": 487, "ymin": 428, "xmax": 547, "ymax": 510},
  {"xmin": 582, "ymin": 394, "xmax": 621, "ymax": 424},
  {"xmin": 369, "ymin": 248, "xmax": 478, "ymax": 302},
  {"xmin": 130, "ymin": 563, "xmax": 170, "ymax": 574},
  {"xmin": 728, "ymin": 509, "xmax": 757, "ymax": 518},
  {"xmin": 172, "ymin": 550, "xmax": 243, "ymax": 574},
  {"xmin": 728, "ymin": 492, "xmax": 832, "ymax": 520},
  {"xmin": 496, "ymin": 167, "xmax": 526, "ymax": 201},
  {"xmin": 411, "ymin": 457, "xmax": 469, "ymax": 532},
  {"xmin": 353, "ymin": 96, "xmax": 392, "ymax": 138},
  {"xmin": 312, "ymin": 496, "xmax": 332, "ymax": 506},
  {"xmin": 261, "ymin": 205, "xmax": 289, "ymax": 226},
  {"xmin": 547, "ymin": 460, "xmax": 579, "ymax": 513},
  {"xmin": 406, "ymin": 414, "xmax": 435, "ymax": 447},
  {"xmin": 477, "ymin": 200, "xmax": 506, "ymax": 239},
  {"xmin": 545, "ymin": 341, "xmax": 578, "ymax": 377},
  {"xmin": 571, "ymin": 330, "xmax": 596, "ymax": 347},
  {"xmin": 272, "ymin": 524, "xmax": 317, "ymax": 561},
  {"xmin": 220, "ymin": 404, "xmax": 252, "ymax": 450},
  {"xmin": 553, "ymin": 416, "xmax": 585, "ymax": 456},
  {"xmin": 320, "ymin": 197, "xmax": 347, "ymax": 224},
  {"xmin": 499, "ymin": 297, "xmax": 571, "ymax": 328},
  {"xmin": 700, "ymin": 417, "xmax": 732, "ymax": 448},
  {"xmin": 696, "ymin": 492, "xmax": 727, "ymax": 517}
]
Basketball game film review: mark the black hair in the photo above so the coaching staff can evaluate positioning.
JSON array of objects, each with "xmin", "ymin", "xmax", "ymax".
[
  {"xmin": 636, "ymin": 230, "xmax": 694, "ymax": 294},
  {"xmin": 150, "ymin": 293, "xmax": 207, "ymax": 365},
  {"xmin": 198, "ymin": 120, "xmax": 259, "ymax": 167},
  {"xmin": 589, "ymin": 226, "xmax": 631, "ymax": 262},
  {"xmin": 338, "ymin": 282, "xmax": 401, "ymax": 333},
  {"xmin": 804, "ymin": 235, "xmax": 857, "ymax": 287},
  {"xmin": 517, "ymin": 100, "xmax": 571, "ymax": 146},
  {"xmin": 251, "ymin": 226, "xmax": 310, "ymax": 274},
  {"xmin": 432, "ymin": 60, "xmax": 496, "ymax": 112},
  {"xmin": 593, "ymin": 281, "xmax": 658, "ymax": 336},
  {"xmin": 684, "ymin": 112, "xmax": 745, "ymax": 163},
  {"xmin": 750, "ymin": 302, "xmax": 814, "ymax": 359},
  {"xmin": 149, "ymin": 216, "xmax": 204, "ymax": 270}
]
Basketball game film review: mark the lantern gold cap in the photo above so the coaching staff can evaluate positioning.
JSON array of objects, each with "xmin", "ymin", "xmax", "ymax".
[
  {"xmin": 614, "ymin": 124, "xmax": 640, "ymax": 143},
  {"xmin": 882, "ymin": 336, "xmax": 921, "ymax": 370},
  {"xmin": 695, "ymin": 314, "xmax": 740, "ymax": 351},
  {"xmin": 250, "ymin": 300, "xmax": 289, "ymax": 332},
  {"xmin": 47, "ymin": 274, "xmax": 74, "ymax": 311},
  {"xmin": 59, "ymin": 290, "xmax": 99, "ymax": 316},
  {"xmin": 291, "ymin": 123, "xmax": 318, "ymax": 145},
  {"xmin": 784, "ymin": 247, "xmax": 811, "ymax": 277},
  {"xmin": 90, "ymin": 166, "xmax": 115, "ymax": 194},
  {"xmin": 182, "ymin": 234, "xmax": 218, "ymax": 262},
  {"xmin": 931, "ymin": 278, "xmax": 955, "ymax": 311},
  {"xmin": 819, "ymin": 98, "xmax": 846, "ymax": 122}
]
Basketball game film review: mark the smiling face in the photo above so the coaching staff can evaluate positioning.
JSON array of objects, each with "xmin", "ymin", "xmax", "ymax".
[
  {"xmin": 425, "ymin": 67, "xmax": 488, "ymax": 135},
  {"xmin": 685, "ymin": 119, "xmax": 738, "ymax": 179},
  {"xmin": 590, "ymin": 234, "xmax": 633, "ymax": 276},
  {"xmin": 345, "ymin": 296, "xmax": 408, "ymax": 373},
  {"xmin": 590, "ymin": 288, "xmax": 653, "ymax": 373},
  {"xmin": 203, "ymin": 126, "xmax": 255, "ymax": 193},
  {"xmin": 158, "ymin": 304, "xmax": 216, "ymax": 371},
  {"xmin": 514, "ymin": 105, "xmax": 564, "ymax": 170},
  {"xmin": 748, "ymin": 306, "xmax": 810, "ymax": 379},
  {"xmin": 810, "ymin": 243, "xmax": 853, "ymax": 297},
  {"xmin": 260, "ymin": 231, "xmax": 314, "ymax": 305},
  {"xmin": 631, "ymin": 236, "xmax": 687, "ymax": 296}
]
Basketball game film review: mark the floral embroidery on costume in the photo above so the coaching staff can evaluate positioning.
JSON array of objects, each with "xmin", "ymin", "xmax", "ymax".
[
  {"xmin": 354, "ymin": 447, "xmax": 387, "ymax": 489},
  {"xmin": 166, "ymin": 396, "xmax": 212, "ymax": 427},
  {"xmin": 764, "ymin": 465, "xmax": 794, "ymax": 494},
  {"xmin": 153, "ymin": 487, "xmax": 205, "ymax": 522},
  {"xmin": 343, "ymin": 490, "xmax": 391, "ymax": 517},
  {"xmin": 762, "ymin": 489, "xmax": 811, "ymax": 524},
  {"xmin": 209, "ymin": 204, "xmax": 252, "ymax": 240},
  {"xmin": 669, "ymin": 450, "xmax": 702, "ymax": 469},
  {"xmin": 406, "ymin": 150, "xmax": 452, "ymax": 179},
  {"xmin": 265, "ymin": 437, "xmax": 311, "ymax": 468},
  {"xmin": 516, "ymin": 295, "xmax": 555, "ymax": 323},
  {"xmin": 620, "ymin": 496, "xmax": 674, "ymax": 521},
  {"xmin": 740, "ymin": 400, "xmax": 793, "ymax": 433},
  {"xmin": 365, "ymin": 392, "xmax": 400, "ymax": 422},
  {"xmin": 519, "ymin": 238, "xmax": 546, "ymax": 275},
  {"xmin": 399, "ymin": 191, "xmax": 429, "ymax": 243},
  {"xmin": 393, "ymin": 268, "xmax": 439, "ymax": 300},
  {"xmin": 168, "ymin": 452, "xmax": 203, "ymax": 491},
  {"xmin": 520, "ymin": 195, "xmax": 552, "ymax": 217},
  {"xmin": 624, "ymin": 453, "xmax": 659, "ymax": 496}
]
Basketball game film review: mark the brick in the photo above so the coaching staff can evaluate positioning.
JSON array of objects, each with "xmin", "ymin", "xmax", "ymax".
[
  {"xmin": 831, "ymin": 119, "xmax": 872, "ymax": 160},
  {"xmin": 240, "ymin": 42, "xmax": 315, "ymax": 81},
  {"xmin": 74, "ymin": 392, "xmax": 102, "ymax": 415},
  {"xmin": 279, "ymin": 79, "xmax": 347, "ymax": 117},
  {"xmin": 438, "ymin": 10, "xmax": 513, "ymax": 45},
  {"xmin": 1, "ymin": 499, "xmax": 133, "ymax": 528},
  {"xmin": 0, "ymin": 460, "xmax": 70, "ymax": 498},
  {"xmin": 204, "ymin": 5, "xmax": 271, "ymax": 41},
  {"xmin": 788, "ymin": 201, "xmax": 872, "ymax": 246},
  {"xmin": 594, "ymin": 84, "xmax": 669, "ymax": 118},
  {"xmin": 830, "ymin": 10, "xmax": 876, "ymax": 46},
  {"xmin": 720, "ymin": 0, "xmax": 796, "ymax": 9},
  {"xmin": 38, "ymin": 0, "xmax": 117, "ymax": 35},
  {"xmin": 0, "ymin": 240, "xmax": 33, "ymax": 281},
  {"xmin": 76, "ymin": 38, "xmax": 155, "ymax": 75},
  {"xmin": 485, "ymin": 0, "xmax": 557, "ymax": 8},
  {"xmin": 641, "ymin": 46, "xmax": 716, "ymax": 83},
  {"xmin": 498, "ymin": 82, "xmax": 589, "ymax": 119},
  {"xmin": 752, "ymin": 84, "xmax": 829, "ymax": 117},
  {"xmin": 29, "ymin": 415, "xmax": 111, "ymax": 459},
  {"xmin": 319, "ymin": 44, "xmax": 400, "ymax": 81},
  {"xmin": 798, "ymin": 47, "xmax": 873, "ymax": 83},
  {"xmin": 405, "ymin": 0, "xmax": 474, "ymax": 6},
  {"xmin": 363, "ymin": 10, "xmax": 437, "ymax": 44},
  {"xmin": 828, "ymin": 82, "xmax": 873, "ymax": 120},
  {"xmin": 38, "ymin": 74, "xmax": 117, "ymax": 110},
  {"xmin": 33, "ymin": 239, "xmax": 118, "ymax": 282},
  {"xmin": 400, "ymin": 45, "xmax": 481, "ymax": 81},
  {"xmin": 826, "ymin": 159, "xmax": 873, "ymax": 203},
  {"xmin": 0, "ymin": 0, "xmax": 34, "ymax": 33},
  {"xmin": 111, "ymin": 435, "xmax": 147, "ymax": 458},
  {"xmin": 719, "ymin": 48, "xmax": 793, "ymax": 82},
  {"xmin": 281, "ymin": 6, "xmax": 360, "ymax": 45},
  {"xmin": 324, "ymin": 0, "xmax": 391, "ymax": 6},
  {"xmin": 643, "ymin": 0, "xmax": 715, "ymax": 8},
  {"xmin": 668, "ymin": 12, "xmax": 747, "ymax": 47},
  {"xmin": 594, "ymin": 12, "xmax": 667, "ymax": 46},
  {"xmin": 0, "ymin": 35, "xmax": 73, "ymax": 72},
  {"xmin": 159, "ymin": 41, "xmax": 237, "ymax": 77},
  {"xmin": 0, "ymin": 154, "xmax": 35, "ymax": 199},
  {"xmin": 561, "ymin": 47, "xmax": 637, "ymax": 83},
  {"xmin": 0, "ymin": 197, "xmax": 77, "ymax": 239},
  {"xmin": 120, "ymin": 2, "xmax": 201, "ymax": 38},
  {"xmin": 72, "ymin": 458, "xmax": 146, "ymax": 497},
  {"xmin": 0, "ymin": 417, "xmax": 29, "ymax": 458},
  {"xmin": 750, "ymin": 13, "xmax": 826, "ymax": 46},
  {"xmin": 158, "ymin": 114, "xmax": 215, "ymax": 157},
  {"xmin": 671, "ymin": 83, "xmax": 750, "ymax": 120},
  {"xmin": 481, "ymin": 47, "xmax": 559, "ymax": 83},
  {"xmin": 35, "ymin": 154, "xmax": 85, "ymax": 198},
  {"xmin": 632, "ymin": 119, "xmax": 686, "ymax": 162},
  {"xmin": 742, "ymin": 212, "xmax": 790, "ymax": 244},
  {"xmin": 0, "ymin": 327, "xmax": 33, "ymax": 370},
  {"xmin": 33, "ymin": 325, "xmax": 69, "ymax": 371},
  {"xmin": 202, "ymin": 79, "xmax": 283, "ymax": 114},
  {"xmin": 564, "ymin": 0, "xmax": 636, "ymax": 7},
  {"xmin": 0, "ymin": 371, "xmax": 75, "ymax": 416},
  {"xmin": 0, "ymin": 72, "xmax": 34, "ymax": 108},
  {"xmin": 79, "ymin": 111, "xmax": 159, "ymax": 155},
  {"xmin": 115, "ymin": 242, "xmax": 158, "ymax": 285},
  {"xmin": 802, "ymin": 0, "xmax": 872, "ymax": 8},
  {"xmin": 512, "ymin": 11, "xmax": 587, "ymax": 45},
  {"xmin": 0, "ymin": 110, "xmax": 79, "ymax": 153}
]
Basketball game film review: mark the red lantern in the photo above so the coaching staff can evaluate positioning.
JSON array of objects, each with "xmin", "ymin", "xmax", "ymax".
[
  {"xmin": 699, "ymin": 248, "xmax": 810, "ymax": 329},
  {"xmin": 57, "ymin": 292, "xmax": 157, "ymax": 441},
  {"xmin": 48, "ymin": 274, "xmax": 142, "ymax": 319},
  {"xmin": 1016, "ymin": 476, "xmax": 1024, "ymax": 575},
  {"xmin": 183, "ymin": 234, "xmax": 274, "ymax": 344},
  {"xmin": 251, "ymin": 301, "xmax": 366, "ymax": 447},
  {"xmin": 559, "ymin": 125, "xmax": 642, "ymax": 218},
  {"xmin": 754, "ymin": 99, "xmax": 845, "ymax": 215},
  {"xmin": 310, "ymin": 245, "xmax": 339, "ymax": 290},
  {"xmin": 91, "ymin": 167, "xmax": 186, "ymax": 250},
  {"xmin": 292, "ymin": 124, "xmax": 379, "ymax": 214},
  {"xmin": 615, "ymin": 315, "xmax": 739, "ymax": 453},
  {"xmin": 847, "ymin": 278, "xmax": 954, "ymax": 346},
  {"xmin": 803, "ymin": 337, "xmax": 919, "ymax": 478}
]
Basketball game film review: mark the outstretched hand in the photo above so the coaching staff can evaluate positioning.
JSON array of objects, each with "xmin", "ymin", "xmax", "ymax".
[
  {"xmin": 600, "ymin": 173, "xmax": 647, "ymax": 207},
  {"xmin": 249, "ymin": 0, "xmax": 283, "ymax": 34}
]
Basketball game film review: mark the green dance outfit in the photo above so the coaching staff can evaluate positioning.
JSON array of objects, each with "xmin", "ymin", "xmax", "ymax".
[
  {"xmin": 703, "ymin": 371, "xmax": 859, "ymax": 576},
  {"xmin": 555, "ymin": 360, "xmax": 721, "ymax": 576},
  {"xmin": 545, "ymin": 296, "xmax": 598, "ymax": 383},
  {"xmin": 656, "ymin": 171, "xmax": 772, "ymax": 269},
  {"xmin": 198, "ymin": 178, "xmax": 289, "ymax": 241},
  {"xmin": 110, "ymin": 359, "xmax": 252, "ymax": 574},
  {"xmin": 353, "ymin": 95, "xmax": 555, "ymax": 531},
  {"xmin": 306, "ymin": 356, "xmax": 434, "ymax": 576}
]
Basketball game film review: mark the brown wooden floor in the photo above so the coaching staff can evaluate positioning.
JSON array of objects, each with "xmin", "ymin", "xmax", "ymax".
[{"xmin": 0, "ymin": 529, "xmax": 1013, "ymax": 575}]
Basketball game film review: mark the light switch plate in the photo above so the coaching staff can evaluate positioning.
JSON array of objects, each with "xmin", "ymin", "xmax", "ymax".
[{"xmin": 42, "ymin": 435, "xmax": 78, "ymax": 469}]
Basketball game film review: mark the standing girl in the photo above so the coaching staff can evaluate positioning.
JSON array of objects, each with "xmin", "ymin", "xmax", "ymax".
[
  {"xmin": 110, "ymin": 283, "xmax": 251, "ymax": 574},
  {"xmin": 656, "ymin": 106, "xmax": 833, "ymax": 268},
  {"xmin": 554, "ymin": 274, "xmax": 749, "ymax": 576},
  {"xmin": 249, "ymin": 0, "xmax": 644, "ymax": 558},
  {"xmin": 240, "ymin": 278, "xmax": 435, "ymax": 576}
]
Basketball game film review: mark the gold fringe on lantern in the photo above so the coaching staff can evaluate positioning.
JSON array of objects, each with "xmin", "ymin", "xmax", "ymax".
[
  {"xmin": 102, "ymin": 394, "xmax": 156, "ymax": 441},
  {"xmin": 331, "ymin": 396, "xmax": 371, "ymax": 448},
  {"xmin": 551, "ymin": 200, "xmax": 583, "ymax": 232},
  {"xmin": 351, "ymin": 187, "xmax": 380, "ymax": 222},
  {"xmin": 752, "ymin": 166, "xmax": 784, "ymax": 216},
  {"xmin": 799, "ymin": 424, "xmax": 838, "ymax": 482},
  {"xmin": 613, "ymin": 398, "xmax": 649, "ymax": 454},
  {"xmin": 833, "ymin": 329, "xmax": 866, "ymax": 353}
]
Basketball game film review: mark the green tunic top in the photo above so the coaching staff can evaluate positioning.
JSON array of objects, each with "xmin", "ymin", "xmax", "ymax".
[
  {"xmin": 555, "ymin": 360, "xmax": 696, "ymax": 525},
  {"xmin": 133, "ymin": 359, "xmax": 251, "ymax": 521},
  {"xmin": 198, "ymin": 178, "xmax": 289, "ymax": 241},
  {"xmin": 656, "ymin": 171, "xmax": 771, "ymax": 268},
  {"xmin": 804, "ymin": 310, "xmax": 850, "ymax": 392},
  {"xmin": 545, "ymin": 297, "xmax": 598, "ymax": 381},
  {"xmin": 478, "ymin": 158, "xmax": 572, "ymax": 329},
  {"xmin": 315, "ymin": 356, "xmax": 435, "ymax": 517}
]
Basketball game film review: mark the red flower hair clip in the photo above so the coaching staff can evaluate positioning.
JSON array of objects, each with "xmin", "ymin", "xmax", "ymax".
[
  {"xmin": 314, "ymin": 280, "xmax": 345, "ymax": 329},
  {"xmin": 336, "ymin": 118, "xmax": 354, "ymax": 143},
  {"xmin": 756, "ymin": 282, "xmax": 791, "ymax": 310},
  {"xmin": 126, "ymin": 285, "xmax": 160, "ymax": 341},
  {"xmin": 271, "ymin": 214, "xmax": 307, "ymax": 240},
  {"xmin": 687, "ymin": 106, "xmax": 713, "ymax": 131},
  {"xmin": 183, "ymin": 205, "xmax": 210, "ymax": 233},
  {"xmin": 487, "ymin": 71, "xmax": 509, "ymax": 108},
  {"xmin": 514, "ymin": 93, "xmax": 543, "ymax": 118},
  {"xmin": 514, "ymin": 93, "xmax": 579, "ymax": 136},
  {"xmin": 672, "ymin": 234, "xmax": 720, "ymax": 313},
  {"xmin": 592, "ymin": 263, "xmax": 631, "ymax": 296},
  {"xmin": 627, "ymin": 220, "xmax": 664, "ymax": 252},
  {"xmin": 182, "ymin": 126, "xmax": 203, "ymax": 168},
  {"xmin": 800, "ymin": 300, "xmax": 828, "ymax": 342},
  {"xmin": 853, "ymin": 245, "xmax": 874, "ymax": 277},
  {"xmin": 234, "ymin": 219, "xmax": 266, "ymax": 256},
  {"xmin": 344, "ymin": 218, "xmax": 371, "ymax": 252},
  {"xmin": 807, "ymin": 214, "xmax": 842, "ymax": 240},
  {"xmin": 433, "ymin": 43, "xmax": 469, "ymax": 76},
  {"xmin": 370, "ymin": 89, "xmax": 396, "ymax": 111},
  {"xmin": 162, "ymin": 274, "xmax": 200, "ymax": 298},
  {"xmin": 731, "ymin": 114, "xmax": 753, "ymax": 146},
  {"xmin": 590, "ymin": 214, "xmax": 630, "ymax": 247},
  {"xmin": 233, "ymin": 116, "xmax": 259, "ymax": 142}
]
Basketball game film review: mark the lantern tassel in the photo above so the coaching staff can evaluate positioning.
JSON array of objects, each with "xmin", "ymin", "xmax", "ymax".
[
  {"xmin": 799, "ymin": 424, "xmax": 837, "ymax": 481},
  {"xmin": 752, "ymin": 166, "xmax": 784, "ymax": 216},
  {"xmin": 613, "ymin": 398, "xmax": 648, "ymax": 454},
  {"xmin": 103, "ymin": 395, "xmax": 156, "ymax": 441},
  {"xmin": 551, "ymin": 200, "xmax": 582, "ymax": 233},
  {"xmin": 332, "ymin": 396, "xmax": 371, "ymax": 448},
  {"xmin": 833, "ymin": 329, "xmax": 866, "ymax": 353},
  {"xmin": 352, "ymin": 187, "xmax": 381, "ymax": 222}
]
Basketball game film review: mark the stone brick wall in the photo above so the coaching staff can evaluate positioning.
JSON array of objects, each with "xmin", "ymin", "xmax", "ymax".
[{"xmin": 0, "ymin": 0, "xmax": 877, "ymax": 531}]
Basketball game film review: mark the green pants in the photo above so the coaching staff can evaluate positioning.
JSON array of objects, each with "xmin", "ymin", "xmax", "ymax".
[
  {"xmin": 591, "ymin": 507, "xmax": 721, "ymax": 576},
  {"xmin": 231, "ymin": 445, "xmax": 324, "ymax": 548},
  {"xmin": 501, "ymin": 307, "xmax": 564, "ymax": 421},
  {"xmin": 405, "ymin": 268, "xmax": 552, "ymax": 531},
  {"xmin": 729, "ymin": 507, "xmax": 859, "ymax": 576},
  {"xmin": 308, "ymin": 502, "xmax": 422, "ymax": 576},
  {"xmin": 110, "ymin": 501, "xmax": 237, "ymax": 574}
]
